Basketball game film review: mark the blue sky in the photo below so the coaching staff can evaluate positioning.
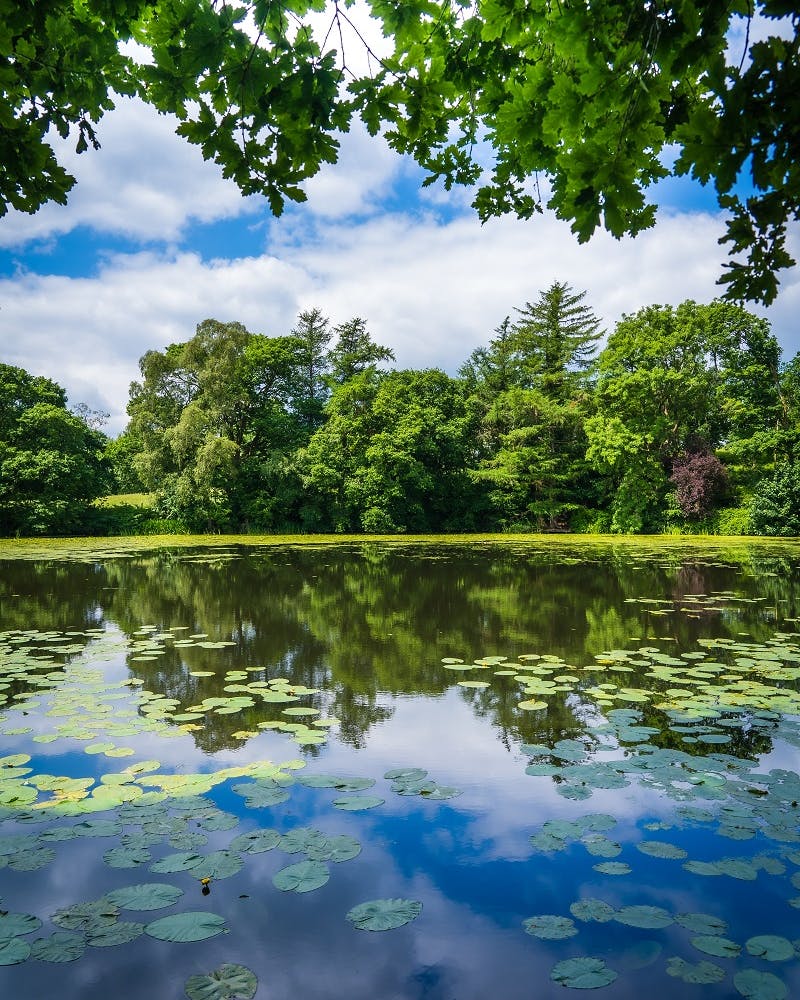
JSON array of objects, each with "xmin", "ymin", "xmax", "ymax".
[{"xmin": 1, "ymin": 38, "xmax": 798, "ymax": 435}]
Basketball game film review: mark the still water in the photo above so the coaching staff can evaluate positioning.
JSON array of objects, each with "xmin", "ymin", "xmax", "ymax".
[{"xmin": 1, "ymin": 536, "xmax": 799, "ymax": 999}]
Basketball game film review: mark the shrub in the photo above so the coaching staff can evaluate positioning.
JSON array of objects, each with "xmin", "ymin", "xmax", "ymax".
[
  {"xmin": 670, "ymin": 452, "xmax": 728, "ymax": 518},
  {"xmin": 749, "ymin": 464, "xmax": 800, "ymax": 536}
]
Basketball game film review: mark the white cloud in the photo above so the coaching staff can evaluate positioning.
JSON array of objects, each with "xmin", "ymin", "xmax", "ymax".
[
  {"xmin": 0, "ymin": 97, "xmax": 260, "ymax": 247},
  {"xmin": 1, "ymin": 205, "xmax": 798, "ymax": 435}
]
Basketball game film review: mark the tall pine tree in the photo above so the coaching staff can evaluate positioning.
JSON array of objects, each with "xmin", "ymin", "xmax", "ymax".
[{"xmin": 511, "ymin": 282, "xmax": 603, "ymax": 399}]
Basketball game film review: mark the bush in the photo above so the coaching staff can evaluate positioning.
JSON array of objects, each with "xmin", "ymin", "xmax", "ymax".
[
  {"xmin": 749, "ymin": 464, "xmax": 800, "ymax": 536},
  {"xmin": 670, "ymin": 452, "xmax": 728, "ymax": 518},
  {"xmin": 714, "ymin": 506, "xmax": 752, "ymax": 536}
]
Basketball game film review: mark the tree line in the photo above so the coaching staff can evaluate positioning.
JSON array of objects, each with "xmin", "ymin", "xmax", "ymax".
[{"xmin": 2, "ymin": 283, "xmax": 800, "ymax": 538}]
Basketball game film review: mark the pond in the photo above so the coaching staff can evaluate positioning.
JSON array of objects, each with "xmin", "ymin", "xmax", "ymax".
[{"xmin": 1, "ymin": 535, "xmax": 799, "ymax": 999}]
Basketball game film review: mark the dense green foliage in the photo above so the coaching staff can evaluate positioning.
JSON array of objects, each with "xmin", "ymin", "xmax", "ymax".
[
  {"xmin": 2, "ymin": 285, "xmax": 798, "ymax": 538},
  {"xmin": 0, "ymin": 363, "xmax": 111, "ymax": 535},
  {"xmin": 2, "ymin": 1, "xmax": 798, "ymax": 301}
]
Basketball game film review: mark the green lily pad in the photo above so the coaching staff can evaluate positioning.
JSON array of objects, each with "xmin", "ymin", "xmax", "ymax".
[
  {"xmin": 0, "ymin": 938, "xmax": 30, "ymax": 965},
  {"xmin": 734, "ymin": 969, "xmax": 788, "ymax": 999},
  {"xmin": 692, "ymin": 935, "xmax": 742, "ymax": 958},
  {"xmin": 185, "ymin": 963, "xmax": 258, "ymax": 1000},
  {"xmin": 745, "ymin": 935, "xmax": 795, "ymax": 961},
  {"xmin": 106, "ymin": 883, "xmax": 184, "ymax": 911},
  {"xmin": 614, "ymin": 905, "xmax": 673, "ymax": 929},
  {"xmin": 550, "ymin": 957, "xmax": 618, "ymax": 989},
  {"xmin": 0, "ymin": 911, "xmax": 42, "ymax": 938},
  {"xmin": 231, "ymin": 784, "xmax": 290, "ymax": 808},
  {"xmin": 593, "ymin": 862, "xmax": 631, "ymax": 875},
  {"xmin": 666, "ymin": 957, "xmax": 726, "ymax": 984},
  {"xmin": 273, "ymin": 860, "xmax": 330, "ymax": 893},
  {"xmin": 636, "ymin": 840, "xmax": 688, "ymax": 860},
  {"xmin": 145, "ymin": 911, "xmax": 227, "ymax": 943},
  {"xmin": 192, "ymin": 851, "xmax": 244, "ymax": 880},
  {"xmin": 87, "ymin": 921, "xmax": 145, "ymax": 947},
  {"xmin": 103, "ymin": 846, "xmax": 152, "ymax": 868},
  {"xmin": 675, "ymin": 912, "xmax": 727, "ymax": 936},
  {"xmin": 52, "ymin": 899, "xmax": 119, "ymax": 932},
  {"xmin": 332, "ymin": 795, "xmax": 384, "ymax": 811},
  {"xmin": 150, "ymin": 852, "xmax": 204, "ymax": 874},
  {"xmin": 230, "ymin": 829, "xmax": 280, "ymax": 854},
  {"xmin": 523, "ymin": 914, "xmax": 578, "ymax": 939},
  {"xmin": 569, "ymin": 899, "xmax": 615, "ymax": 923},
  {"xmin": 346, "ymin": 898, "xmax": 422, "ymax": 931},
  {"xmin": 29, "ymin": 931, "xmax": 86, "ymax": 963}
]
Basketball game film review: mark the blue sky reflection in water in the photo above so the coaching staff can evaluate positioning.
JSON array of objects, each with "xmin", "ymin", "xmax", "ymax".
[{"xmin": 1, "ymin": 538, "xmax": 800, "ymax": 999}]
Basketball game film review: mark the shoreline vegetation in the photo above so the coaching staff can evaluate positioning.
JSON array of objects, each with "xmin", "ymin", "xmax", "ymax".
[{"xmin": 2, "ymin": 288, "xmax": 799, "ymax": 540}]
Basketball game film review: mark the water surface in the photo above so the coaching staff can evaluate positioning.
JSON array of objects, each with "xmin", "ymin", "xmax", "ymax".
[{"xmin": 1, "ymin": 537, "xmax": 799, "ymax": 998}]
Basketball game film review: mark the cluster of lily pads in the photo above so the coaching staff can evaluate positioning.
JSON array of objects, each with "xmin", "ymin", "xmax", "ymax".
[
  {"xmin": 522, "ymin": 897, "xmax": 799, "ymax": 995},
  {"xmin": 442, "ymin": 629, "xmax": 800, "ymax": 721}
]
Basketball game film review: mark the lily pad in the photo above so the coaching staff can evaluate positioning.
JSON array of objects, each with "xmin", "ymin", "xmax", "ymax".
[
  {"xmin": 0, "ymin": 911, "xmax": 42, "ymax": 938},
  {"xmin": 29, "ymin": 931, "xmax": 86, "ymax": 963},
  {"xmin": 523, "ymin": 914, "xmax": 578, "ymax": 939},
  {"xmin": 734, "ymin": 969, "xmax": 788, "ymax": 999},
  {"xmin": 666, "ymin": 957, "xmax": 726, "ymax": 984},
  {"xmin": 188, "ymin": 851, "xmax": 242, "ymax": 881},
  {"xmin": 636, "ymin": 840, "xmax": 688, "ymax": 860},
  {"xmin": 676, "ymin": 912, "xmax": 727, "ymax": 936},
  {"xmin": 692, "ymin": 935, "xmax": 741, "ymax": 958},
  {"xmin": 273, "ymin": 860, "xmax": 330, "ymax": 893},
  {"xmin": 614, "ymin": 905, "xmax": 673, "ymax": 929},
  {"xmin": 106, "ymin": 883, "xmax": 184, "ymax": 911},
  {"xmin": 550, "ymin": 957, "xmax": 618, "ymax": 989},
  {"xmin": 230, "ymin": 829, "xmax": 280, "ymax": 854},
  {"xmin": 145, "ymin": 911, "xmax": 227, "ymax": 943},
  {"xmin": 87, "ymin": 920, "xmax": 145, "ymax": 947},
  {"xmin": 346, "ymin": 898, "xmax": 422, "ymax": 931},
  {"xmin": 0, "ymin": 938, "xmax": 30, "ymax": 965},
  {"xmin": 569, "ymin": 898, "xmax": 615, "ymax": 923},
  {"xmin": 332, "ymin": 795, "xmax": 384, "ymax": 811},
  {"xmin": 745, "ymin": 935, "xmax": 795, "ymax": 961},
  {"xmin": 185, "ymin": 963, "xmax": 258, "ymax": 1000}
]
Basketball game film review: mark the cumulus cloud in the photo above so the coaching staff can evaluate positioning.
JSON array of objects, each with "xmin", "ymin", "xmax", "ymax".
[{"xmin": 2, "ymin": 203, "xmax": 798, "ymax": 434}]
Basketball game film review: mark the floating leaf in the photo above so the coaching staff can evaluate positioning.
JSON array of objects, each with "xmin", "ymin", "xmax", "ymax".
[
  {"xmin": 87, "ymin": 921, "xmax": 145, "ymax": 947},
  {"xmin": 0, "ymin": 911, "xmax": 42, "ymax": 938},
  {"xmin": 636, "ymin": 840, "xmax": 688, "ymax": 860},
  {"xmin": 675, "ymin": 912, "xmax": 727, "ymax": 936},
  {"xmin": 745, "ymin": 935, "xmax": 795, "ymax": 962},
  {"xmin": 734, "ymin": 969, "xmax": 788, "ymax": 999},
  {"xmin": 332, "ymin": 795, "xmax": 384, "ymax": 811},
  {"xmin": 273, "ymin": 860, "xmax": 329, "ymax": 893},
  {"xmin": 29, "ymin": 931, "xmax": 85, "ymax": 963},
  {"xmin": 0, "ymin": 938, "xmax": 30, "ymax": 965},
  {"xmin": 230, "ymin": 829, "xmax": 280, "ymax": 854},
  {"xmin": 185, "ymin": 963, "xmax": 258, "ymax": 1000},
  {"xmin": 614, "ymin": 905, "xmax": 673, "ymax": 929},
  {"xmin": 692, "ymin": 935, "xmax": 741, "ymax": 958},
  {"xmin": 523, "ymin": 914, "xmax": 578, "ymax": 940},
  {"xmin": 570, "ymin": 899, "xmax": 615, "ymax": 923},
  {"xmin": 346, "ymin": 898, "xmax": 422, "ymax": 932},
  {"xmin": 666, "ymin": 957, "xmax": 726, "ymax": 984},
  {"xmin": 593, "ymin": 862, "xmax": 631, "ymax": 876},
  {"xmin": 106, "ymin": 883, "xmax": 184, "ymax": 911},
  {"xmin": 52, "ymin": 899, "xmax": 119, "ymax": 932},
  {"xmin": 550, "ymin": 957, "xmax": 617, "ymax": 989},
  {"xmin": 145, "ymin": 911, "xmax": 227, "ymax": 943},
  {"xmin": 150, "ymin": 852, "xmax": 204, "ymax": 874},
  {"xmin": 192, "ymin": 851, "xmax": 244, "ymax": 880}
]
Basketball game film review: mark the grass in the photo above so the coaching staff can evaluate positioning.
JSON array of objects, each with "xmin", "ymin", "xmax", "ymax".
[{"xmin": 94, "ymin": 493, "xmax": 157, "ymax": 509}]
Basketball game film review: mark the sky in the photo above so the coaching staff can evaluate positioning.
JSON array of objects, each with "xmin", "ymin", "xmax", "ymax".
[{"xmin": 1, "ymin": 16, "xmax": 798, "ymax": 436}]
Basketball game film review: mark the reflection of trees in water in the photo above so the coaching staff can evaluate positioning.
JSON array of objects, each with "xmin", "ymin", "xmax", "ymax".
[{"xmin": 2, "ymin": 542, "xmax": 798, "ymax": 757}]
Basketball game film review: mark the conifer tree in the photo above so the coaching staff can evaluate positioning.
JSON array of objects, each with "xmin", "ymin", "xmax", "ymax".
[{"xmin": 511, "ymin": 282, "xmax": 603, "ymax": 400}]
